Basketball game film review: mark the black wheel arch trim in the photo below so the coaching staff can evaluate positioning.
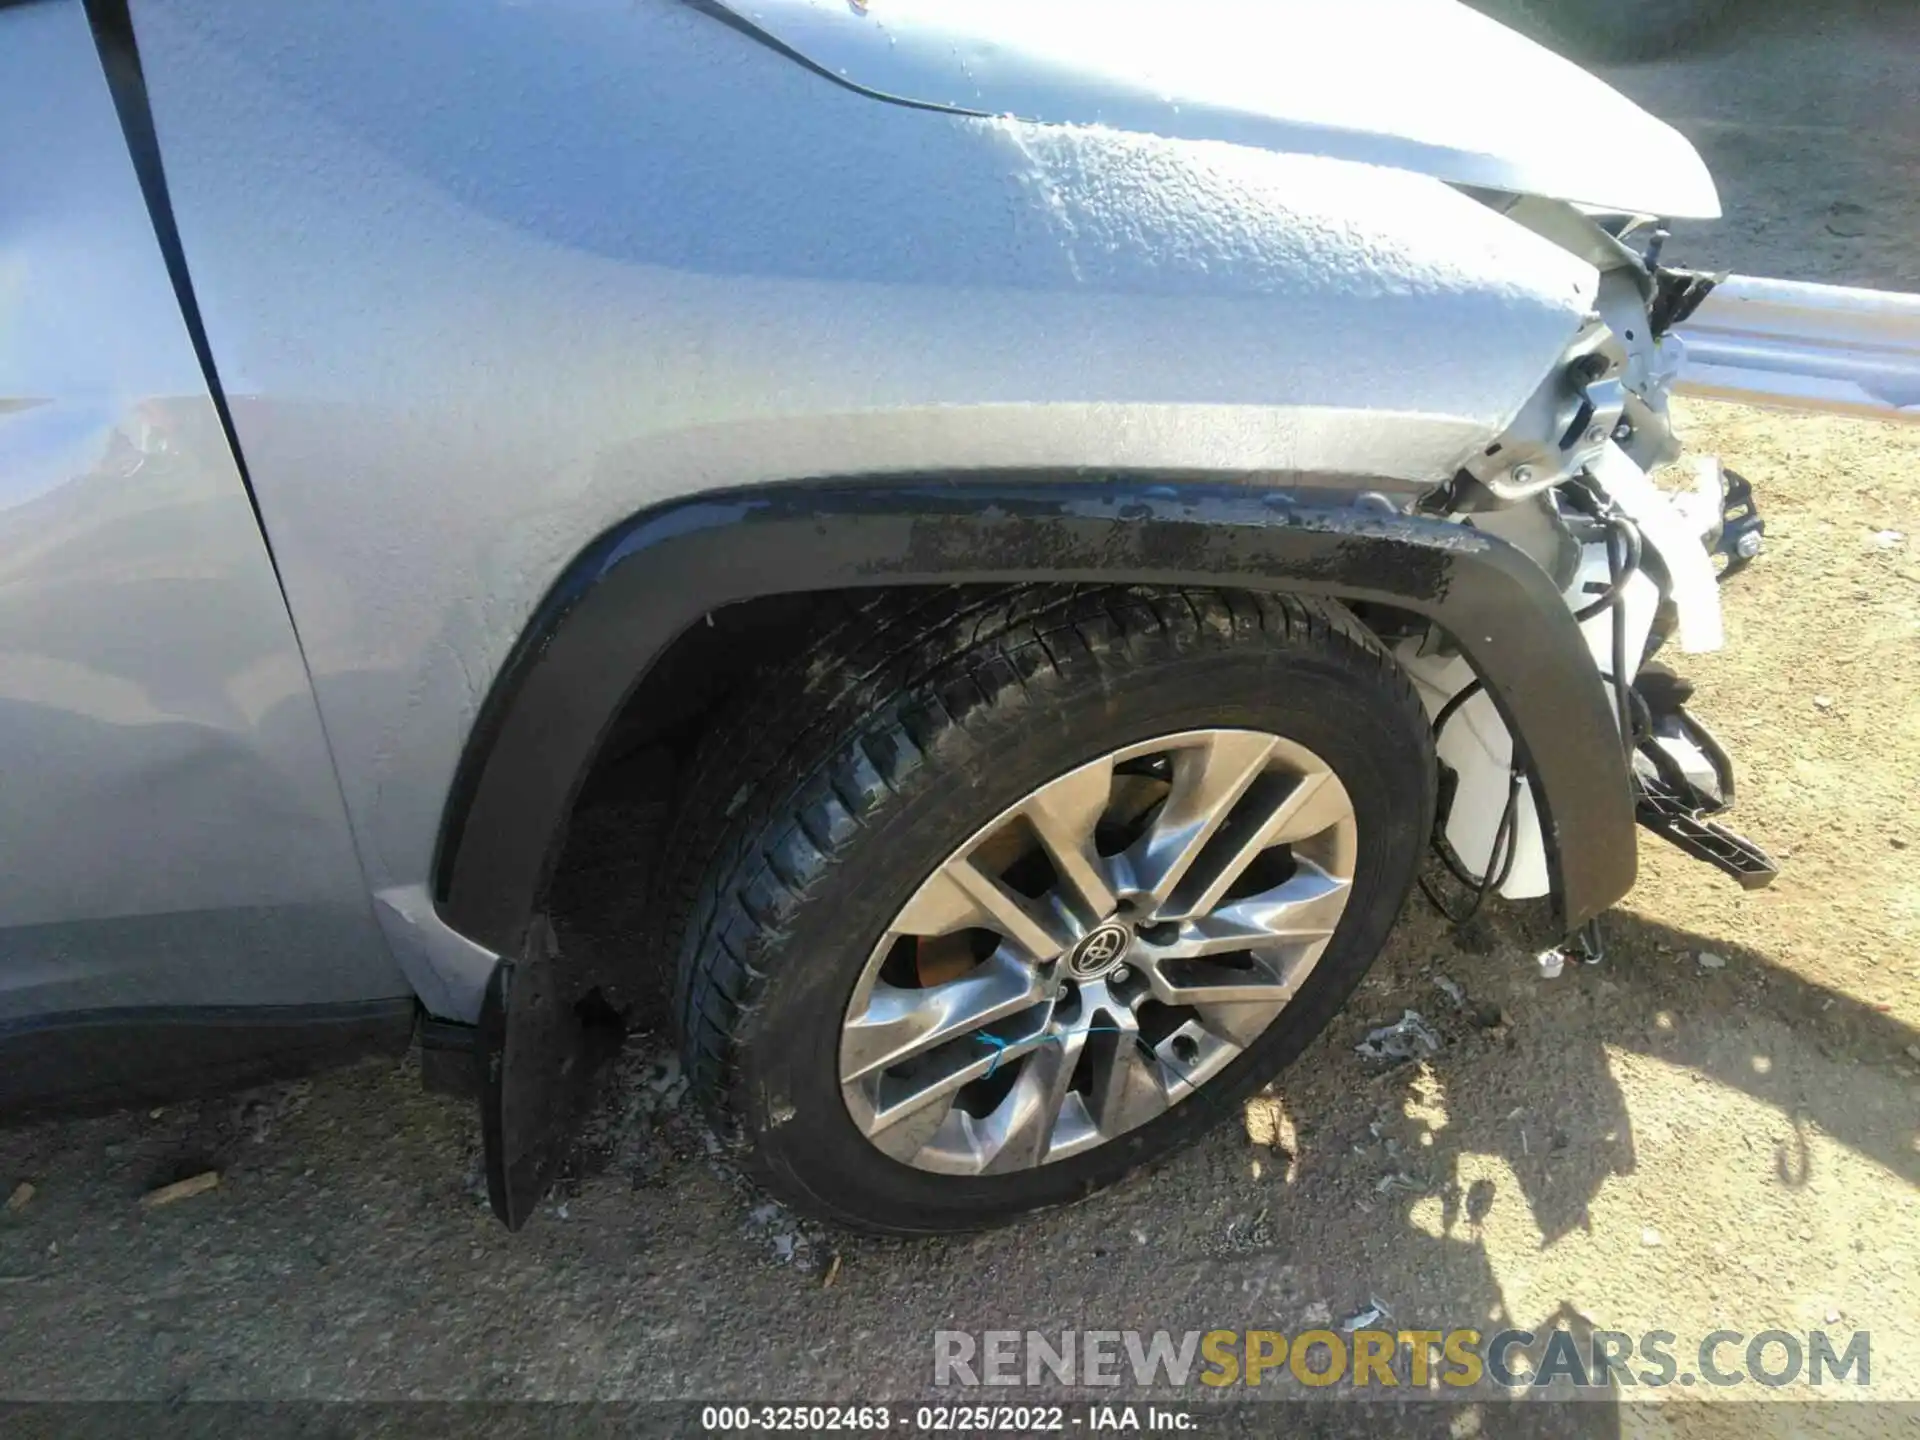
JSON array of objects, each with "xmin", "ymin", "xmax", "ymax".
[{"xmin": 435, "ymin": 476, "xmax": 1637, "ymax": 956}]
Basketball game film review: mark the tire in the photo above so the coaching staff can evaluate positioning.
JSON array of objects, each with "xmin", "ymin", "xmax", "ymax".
[{"xmin": 665, "ymin": 585, "xmax": 1435, "ymax": 1234}]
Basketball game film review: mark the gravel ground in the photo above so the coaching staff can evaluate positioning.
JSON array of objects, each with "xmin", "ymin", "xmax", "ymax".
[
  {"xmin": 3, "ymin": 4, "xmax": 1917, "ymax": 1431},
  {"xmin": 1597, "ymin": 0, "xmax": 1920, "ymax": 290}
]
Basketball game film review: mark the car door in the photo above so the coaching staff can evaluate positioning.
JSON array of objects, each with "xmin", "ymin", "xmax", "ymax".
[{"xmin": 0, "ymin": 0, "xmax": 409, "ymax": 1110}]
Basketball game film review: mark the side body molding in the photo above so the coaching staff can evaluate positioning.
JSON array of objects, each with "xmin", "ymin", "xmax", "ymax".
[{"xmin": 436, "ymin": 480, "xmax": 1638, "ymax": 961}]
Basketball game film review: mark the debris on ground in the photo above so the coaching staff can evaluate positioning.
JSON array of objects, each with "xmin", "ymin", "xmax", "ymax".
[
  {"xmin": 745, "ymin": 1199, "xmax": 813, "ymax": 1269},
  {"xmin": 1825, "ymin": 200, "xmax": 1870, "ymax": 237},
  {"xmin": 823, "ymin": 1253, "xmax": 842, "ymax": 1288},
  {"xmin": 1870, "ymin": 529, "xmax": 1905, "ymax": 548},
  {"xmin": 233, "ymin": 1081, "xmax": 314, "ymax": 1146},
  {"xmin": 1374, "ymin": 1172, "xmax": 1423, "ymax": 1196},
  {"xmin": 1642, "ymin": 1228, "xmax": 1664, "ymax": 1247},
  {"xmin": 1814, "ymin": 695, "xmax": 1834, "ymax": 711},
  {"xmin": 1354, "ymin": 1011, "xmax": 1441, "ymax": 1065},
  {"xmin": 140, "ymin": 1172, "xmax": 220, "ymax": 1209},
  {"xmin": 645, "ymin": 1055, "xmax": 683, "ymax": 1096},
  {"xmin": 4, "ymin": 1182, "xmax": 32, "ymax": 1214},
  {"xmin": 1536, "ymin": 948, "xmax": 1566, "ymax": 980},
  {"xmin": 1341, "ymin": 1299, "xmax": 1391, "ymax": 1332},
  {"xmin": 1223, "ymin": 1209, "xmax": 1274, "ymax": 1250},
  {"xmin": 1697, "ymin": 951, "xmax": 1728, "ymax": 970},
  {"xmin": 1241, "ymin": 1094, "xmax": 1296, "ymax": 1158},
  {"xmin": 1433, "ymin": 975, "xmax": 1465, "ymax": 1007},
  {"xmin": 1300, "ymin": 1301, "xmax": 1332, "ymax": 1327}
]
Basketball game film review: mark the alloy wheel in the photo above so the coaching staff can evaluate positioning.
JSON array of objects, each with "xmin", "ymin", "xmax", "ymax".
[{"xmin": 838, "ymin": 728, "xmax": 1358, "ymax": 1174}]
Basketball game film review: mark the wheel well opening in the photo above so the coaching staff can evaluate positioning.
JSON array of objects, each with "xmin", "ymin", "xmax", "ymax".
[
  {"xmin": 545, "ymin": 586, "xmax": 960, "ymax": 1020},
  {"xmin": 541, "ymin": 583, "xmax": 1432, "ymax": 1026}
]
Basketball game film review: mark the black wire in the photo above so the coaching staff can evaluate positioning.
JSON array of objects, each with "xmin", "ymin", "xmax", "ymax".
[
  {"xmin": 1583, "ymin": 498, "xmax": 1647, "ymax": 965},
  {"xmin": 1568, "ymin": 506, "xmax": 1642, "ymax": 964},
  {"xmin": 1595, "ymin": 677, "xmax": 1655, "ymax": 742},
  {"xmin": 1430, "ymin": 677, "xmax": 1485, "ymax": 739},
  {"xmin": 1418, "ymin": 767, "xmax": 1523, "ymax": 926},
  {"xmin": 1573, "ymin": 517, "xmax": 1643, "ymax": 623},
  {"xmin": 1611, "ymin": 607, "xmax": 1632, "ymax": 752},
  {"xmin": 1420, "ymin": 667, "xmax": 1524, "ymax": 923},
  {"xmin": 1562, "ymin": 484, "xmax": 1644, "ymax": 753},
  {"xmin": 1418, "ymin": 491, "xmax": 1645, "ymax": 929},
  {"xmin": 1419, "ymin": 648, "xmax": 1526, "ymax": 922},
  {"xmin": 1427, "ymin": 675, "xmax": 1494, "ymax": 891},
  {"xmin": 1605, "ymin": 520, "xmax": 1637, "ymax": 759}
]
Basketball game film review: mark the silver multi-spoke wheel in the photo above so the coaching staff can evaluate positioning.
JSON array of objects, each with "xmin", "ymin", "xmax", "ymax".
[{"xmin": 839, "ymin": 728, "xmax": 1358, "ymax": 1175}]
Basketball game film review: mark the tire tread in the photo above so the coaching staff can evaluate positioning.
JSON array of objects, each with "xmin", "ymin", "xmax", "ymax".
[{"xmin": 663, "ymin": 584, "xmax": 1423, "ymax": 1128}]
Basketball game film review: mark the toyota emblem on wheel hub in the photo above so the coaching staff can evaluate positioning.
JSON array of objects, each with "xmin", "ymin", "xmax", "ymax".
[{"xmin": 1067, "ymin": 920, "xmax": 1134, "ymax": 978}]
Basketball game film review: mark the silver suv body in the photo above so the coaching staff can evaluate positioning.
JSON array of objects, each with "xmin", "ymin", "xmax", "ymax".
[{"xmin": 1, "ymin": 0, "xmax": 1757, "ymax": 1230}]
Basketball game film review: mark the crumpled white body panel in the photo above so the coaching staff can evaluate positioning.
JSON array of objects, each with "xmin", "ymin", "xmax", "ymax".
[{"xmin": 718, "ymin": 0, "xmax": 1721, "ymax": 219}]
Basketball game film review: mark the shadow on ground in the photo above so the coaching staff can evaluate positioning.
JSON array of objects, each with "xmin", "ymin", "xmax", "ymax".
[{"xmin": 0, "ymin": 877, "xmax": 1912, "ymax": 1426}]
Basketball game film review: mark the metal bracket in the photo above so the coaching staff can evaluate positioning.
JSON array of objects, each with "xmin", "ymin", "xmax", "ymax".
[
  {"xmin": 1636, "ymin": 779, "xmax": 1778, "ymax": 890},
  {"xmin": 1712, "ymin": 468, "xmax": 1764, "ymax": 580}
]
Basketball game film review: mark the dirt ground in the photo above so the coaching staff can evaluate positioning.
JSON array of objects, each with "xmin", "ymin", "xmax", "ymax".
[
  {"xmin": 1599, "ymin": 0, "xmax": 1920, "ymax": 292},
  {"xmin": 2, "ymin": 3, "xmax": 1917, "ymax": 1433}
]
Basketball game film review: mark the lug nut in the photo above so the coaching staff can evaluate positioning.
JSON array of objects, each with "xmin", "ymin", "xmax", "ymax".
[
  {"xmin": 1735, "ymin": 531, "xmax": 1763, "ymax": 559},
  {"xmin": 1508, "ymin": 464, "xmax": 1535, "ymax": 488},
  {"xmin": 1611, "ymin": 421, "xmax": 1634, "ymax": 443},
  {"xmin": 1110, "ymin": 964, "xmax": 1132, "ymax": 984},
  {"xmin": 1585, "ymin": 423, "xmax": 1608, "ymax": 445}
]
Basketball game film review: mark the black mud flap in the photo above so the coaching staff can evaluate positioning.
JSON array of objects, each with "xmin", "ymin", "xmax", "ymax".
[{"xmin": 476, "ymin": 918, "xmax": 624, "ymax": 1230}]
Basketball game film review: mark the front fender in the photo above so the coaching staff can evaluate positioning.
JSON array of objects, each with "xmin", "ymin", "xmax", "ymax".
[
  {"xmin": 130, "ymin": 0, "xmax": 1604, "ymax": 1019},
  {"xmin": 437, "ymin": 479, "xmax": 1636, "ymax": 959}
]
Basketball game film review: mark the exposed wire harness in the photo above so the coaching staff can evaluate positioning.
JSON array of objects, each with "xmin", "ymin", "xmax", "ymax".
[
  {"xmin": 1418, "ymin": 762, "xmax": 1523, "ymax": 927},
  {"xmin": 1418, "ymin": 483, "xmax": 1645, "ymax": 930}
]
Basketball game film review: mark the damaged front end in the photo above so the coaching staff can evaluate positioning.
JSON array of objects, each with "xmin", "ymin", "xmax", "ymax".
[{"xmin": 1402, "ymin": 197, "xmax": 1776, "ymax": 940}]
